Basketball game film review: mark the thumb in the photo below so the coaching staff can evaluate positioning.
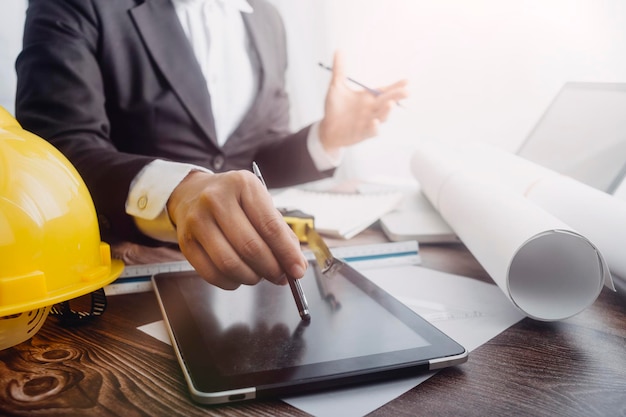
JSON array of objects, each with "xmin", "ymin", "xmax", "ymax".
[{"xmin": 330, "ymin": 50, "xmax": 347, "ymax": 87}]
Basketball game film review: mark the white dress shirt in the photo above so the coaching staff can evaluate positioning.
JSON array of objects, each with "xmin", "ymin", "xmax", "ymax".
[
  {"xmin": 174, "ymin": 0, "xmax": 256, "ymax": 145},
  {"xmin": 126, "ymin": 0, "xmax": 341, "ymax": 242}
]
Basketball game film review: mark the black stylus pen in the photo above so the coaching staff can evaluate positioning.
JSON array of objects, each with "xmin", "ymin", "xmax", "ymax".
[
  {"xmin": 318, "ymin": 62, "xmax": 404, "ymax": 107},
  {"xmin": 318, "ymin": 62, "xmax": 383, "ymax": 96},
  {"xmin": 252, "ymin": 162, "xmax": 311, "ymax": 321}
]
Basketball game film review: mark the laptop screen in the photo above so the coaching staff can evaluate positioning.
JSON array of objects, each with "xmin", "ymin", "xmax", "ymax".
[{"xmin": 517, "ymin": 82, "xmax": 626, "ymax": 194}]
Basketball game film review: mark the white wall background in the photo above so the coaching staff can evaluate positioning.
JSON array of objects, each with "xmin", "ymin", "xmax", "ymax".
[
  {"xmin": 271, "ymin": 0, "xmax": 626, "ymax": 185},
  {"xmin": 3, "ymin": 0, "xmax": 626, "ymax": 188},
  {"xmin": 0, "ymin": 1, "xmax": 26, "ymax": 115}
]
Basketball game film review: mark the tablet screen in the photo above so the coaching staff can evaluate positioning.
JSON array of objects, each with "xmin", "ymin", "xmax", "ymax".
[
  {"xmin": 153, "ymin": 260, "xmax": 467, "ymax": 402},
  {"xmin": 180, "ymin": 263, "xmax": 428, "ymax": 376}
]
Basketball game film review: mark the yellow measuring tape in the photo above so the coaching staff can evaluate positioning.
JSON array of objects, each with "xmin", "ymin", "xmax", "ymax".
[{"xmin": 280, "ymin": 209, "xmax": 338, "ymax": 274}]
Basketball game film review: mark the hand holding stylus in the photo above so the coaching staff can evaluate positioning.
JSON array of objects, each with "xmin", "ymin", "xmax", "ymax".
[
  {"xmin": 253, "ymin": 162, "xmax": 311, "ymax": 321},
  {"xmin": 166, "ymin": 169, "xmax": 308, "ymax": 292},
  {"xmin": 317, "ymin": 51, "xmax": 409, "ymax": 155}
]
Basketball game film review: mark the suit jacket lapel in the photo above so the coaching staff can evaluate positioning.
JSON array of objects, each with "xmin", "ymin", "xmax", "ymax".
[
  {"xmin": 242, "ymin": 12, "xmax": 269, "ymax": 93},
  {"xmin": 130, "ymin": 0, "xmax": 218, "ymax": 145}
]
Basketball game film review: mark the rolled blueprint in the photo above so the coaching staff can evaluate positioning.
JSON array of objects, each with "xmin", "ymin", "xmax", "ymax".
[
  {"xmin": 528, "ymin": 176, "xmax": 626, "ymax": 282},
  {"xmin": 411, "ymin": 141, "xmax": 611, "ymax": 321},
  {"xmin": 476, "ymin": 144, "xmax": 626, "ymax": 281},
  {"xmin": 445, "ymin": 141, "xmax": 626, "ymax": 283}
]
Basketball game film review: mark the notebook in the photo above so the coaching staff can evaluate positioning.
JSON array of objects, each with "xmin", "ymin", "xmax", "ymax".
[{"xmin": 381, "ymin": 82, "xmax": 626, "ymax": 243}]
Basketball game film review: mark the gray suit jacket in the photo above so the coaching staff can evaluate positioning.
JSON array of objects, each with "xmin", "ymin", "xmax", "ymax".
[{"xmin": 16, "ymin": 0, "xmax": 332, "ymax": 243}]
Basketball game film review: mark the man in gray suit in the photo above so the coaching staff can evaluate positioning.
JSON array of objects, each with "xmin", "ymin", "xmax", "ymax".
[{"xmin": 15, "ymin": 0, "xmax": 407, "ymax": 289}]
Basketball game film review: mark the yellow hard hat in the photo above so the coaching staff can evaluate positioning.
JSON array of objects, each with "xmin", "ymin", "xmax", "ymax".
[{"xmin": 0, "ymin": 107, "xmax": 123, "ymax": 349}]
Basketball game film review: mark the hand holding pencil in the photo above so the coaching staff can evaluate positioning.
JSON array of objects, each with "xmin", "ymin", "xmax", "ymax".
[{"xmin": 317, "ymin": 50, "xmax": 409, "ymax": 155}]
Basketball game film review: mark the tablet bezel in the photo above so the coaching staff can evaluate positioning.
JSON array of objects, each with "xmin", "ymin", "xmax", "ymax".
[{"xmin": 152, "ymin": 261, "xmax": 468, "ymax": 404}]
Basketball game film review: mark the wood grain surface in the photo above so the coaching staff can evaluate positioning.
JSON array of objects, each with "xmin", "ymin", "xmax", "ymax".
[{"xmin": 1, "ymin": 241, "xmax": 624, "ymax": 417}]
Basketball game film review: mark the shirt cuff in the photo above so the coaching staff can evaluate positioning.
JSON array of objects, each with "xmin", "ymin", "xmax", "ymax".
[
  {"xmin": 126, "ymin": 159, "xmax": 212, "ymax": 242},
  {"xmin": 307, "ymin": 121, "xmax": 344, "ymax": 171}
]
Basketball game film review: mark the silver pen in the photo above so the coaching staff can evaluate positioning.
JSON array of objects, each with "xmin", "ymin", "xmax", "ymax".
[{"xmin": 252, "ymin": 161, "xmax": 311, "ymax": 321}]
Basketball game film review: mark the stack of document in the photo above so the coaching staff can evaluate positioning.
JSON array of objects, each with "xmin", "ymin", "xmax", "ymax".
[{"xmin": 272, "ymin": 188, "xmax": 404, "ymax": 239}]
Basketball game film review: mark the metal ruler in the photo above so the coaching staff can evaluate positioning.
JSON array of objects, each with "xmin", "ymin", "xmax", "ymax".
[{"xmin": 104, "ymin": 240, "xmax": 420, "ymax": 296}]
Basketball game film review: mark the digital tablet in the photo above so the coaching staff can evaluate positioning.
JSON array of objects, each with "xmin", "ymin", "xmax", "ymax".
[{"xmin": 152, "ymin": 260, "xmax": 468, "ymax": 404}]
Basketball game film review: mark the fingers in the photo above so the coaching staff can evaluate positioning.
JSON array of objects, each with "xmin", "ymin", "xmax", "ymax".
[
  {"xmin": 375, "ymin": 79, "xmax": 409, "ymax": 106},
  {"xmin": 238, "ymin": 177, "xmax": 308, "ymax": 280},
  {"xmin": 168, "ymin": 170, "xmax": 307, "ymax": 290},
  {"xmin": 213, "ymin": 194, "xmax": 302, "ymax": 285},
  {"xmin": 330, "ymin": 50, "xmax": 347, "ymax": 87},
  {"xmin": 179, "ymin": 237, "xmax": 249, "ymax": 291},
  {"xmin": 179, "ymin": 207, "xmax": 278, "ymax": 289},
  {"xmin": 321, "ymin": 50, "xmax": 410, "ymax": 147},
  {"xmin": 369, "ymin": 79, "xmax": 408, "ymax": 123},
  {"xmin": 377, "ymin": 78, "xmax": 410, "ymax": 95},
  {"xmin": 373, "ymin": 99, "xmax": 396, "ymax": 123},
  {"xmin": 332, "ymin": 50, "xmax": 408, "ymax": 101}
]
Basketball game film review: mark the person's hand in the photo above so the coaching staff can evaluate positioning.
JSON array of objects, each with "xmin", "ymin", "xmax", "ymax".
[
  {"xmin": 166, "ymin": 170, "xmax": 308, "ymax": 290},
  {"xmin": 318, "ymin": 51, "xmax": 409, "ymax": 155}
]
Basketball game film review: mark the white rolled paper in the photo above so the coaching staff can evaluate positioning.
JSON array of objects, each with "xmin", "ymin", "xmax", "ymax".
[
  {"xmin": 411, "ymin": 141, "xmax": 611, "ymax": 321},
  {"xmin": 527, "ymin": 175, "xmax": 626, "ymax": 280},
  {"xmin": 468, "ymin": 144, "xmax": 626, "ymax": 283}
]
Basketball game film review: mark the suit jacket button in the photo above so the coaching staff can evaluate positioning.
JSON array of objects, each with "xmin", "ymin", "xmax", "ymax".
[{"xmin": 213, "ymin": 155, "xmax": 225, "ymax": 170}]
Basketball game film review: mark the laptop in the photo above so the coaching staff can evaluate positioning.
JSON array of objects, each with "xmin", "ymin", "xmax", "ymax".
[{"xmin": 381, "ymin": 82, "xmax": 626, "ymax": 243}]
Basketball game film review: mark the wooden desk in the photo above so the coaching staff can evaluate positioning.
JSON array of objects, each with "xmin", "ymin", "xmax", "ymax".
[{"xmin": 1, "ymin": 238, "xmax": 625, "ymax": 417}]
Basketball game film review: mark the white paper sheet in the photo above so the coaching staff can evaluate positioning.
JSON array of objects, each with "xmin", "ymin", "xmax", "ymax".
[
  {"xmin": 139, "ymin": 265, "xmax": 524, "ymax": 417},
  {"xmin": 411, "ymin": 141, "xmax": 611, "ymax": 321}
]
